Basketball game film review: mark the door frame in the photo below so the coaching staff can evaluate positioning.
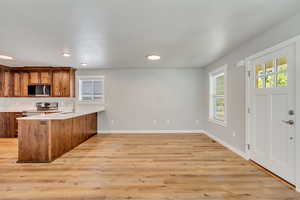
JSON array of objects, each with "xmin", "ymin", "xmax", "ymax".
[{"xmin": 245, "ymin": 35, "xmax": 300, "ymax": 192}]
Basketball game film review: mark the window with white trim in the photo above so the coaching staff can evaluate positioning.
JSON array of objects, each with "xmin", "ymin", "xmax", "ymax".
[
  {"xmin": 209, "ymin": 65, "xmax": 227, "ymax": 126},
  {"xmin": 78, "ymin": 76, "xmax": 104, "ymax": 103}
]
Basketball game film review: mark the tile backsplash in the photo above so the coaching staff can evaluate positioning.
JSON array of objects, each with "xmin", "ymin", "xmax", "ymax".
[{"xmin": 0, "ymin": 98, "xmax": 75, "ymax": 112}]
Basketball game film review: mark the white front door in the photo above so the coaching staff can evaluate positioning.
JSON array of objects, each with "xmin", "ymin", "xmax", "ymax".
[{"xmin": 249, "ymin": 44, "xmax": 296, "ymax": 184}]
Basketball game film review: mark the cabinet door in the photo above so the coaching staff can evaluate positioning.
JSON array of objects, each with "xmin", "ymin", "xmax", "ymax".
[
  {"xmin": 21, "ymin": 72, "xmax": 29, "ymax": 96},
  {"xmin": 40, "ymin": 71, "xmax": 51, "ymax": 84},
  {"xmin": 72, "ymin": 116, "xmax": 86, "ymax": 148},
  {"xmin": 0, "ymin": 113, "xmax": 16, "ymax": 138},
  {"xmin": 86, "ymin": 113, "xmax": 97, "ymax": 138},
  {"xmin": 13, "ymin": 72, "xmax": 21, "ymax": 97},
  {"xmin": 52, "ymin": 70, "xmax": 72, "ymax": 97},
  {"xmin": 60, "ymin": 71, "xmax": 70, "ymax": 97},
  {"xmin": 0, "ymin": 70, "xmax": 4, "ymax": 97},
  {"xmin": 51, "ymin": 119, "xmax": 73, "ymax": 159},
  {"xmin": 52, "ymin": 71, "xmax": 61, "ymax": 97},
  {"xmin": 29, "ymin": 72, "xmax": 40, "ymax": 84},
  {"xmin": 4, "ymin": 71, "xmax": 13, "ymax": 97}
]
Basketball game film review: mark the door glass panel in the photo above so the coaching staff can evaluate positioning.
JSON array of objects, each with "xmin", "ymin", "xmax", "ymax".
[
  {"xmin": 265, "ymin": 61, "xmax": 275, "ymax": 74},
  {"xmin": 277, "ymin": 57, "xmax": 288, "ymax": 72},
  {"xmin": 266, "ymin": 74, "xmax": 275, "ymax": 88},
  {"xmin": 256, "ymin": 77, "xmax": 264, "ymax": 89},
  {"xmin": 277, "ymin": 72, "xmax": 288, "ymax": 87},
  {"xmin": 276, "ymin": 57, "xmax": 288, "ymax": 87},
  {"xmin": 256, "ymin": 65, "xmax": 264, "ymax": 77},
  {"xmin": 256, "ymin": 64, "xmax": 265, "ymax": 88},
  {"xmin": 265, "ymin": 61, "xmax": 275, "ymax": 88}
]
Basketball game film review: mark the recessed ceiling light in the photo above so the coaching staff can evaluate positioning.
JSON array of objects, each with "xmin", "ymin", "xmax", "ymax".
[
  {"xmin": 81, "ymin": 63, "xmax": 87, "ymax": 66},
  {"xmin": 146, "ymin": 54, "xmax": 161, "ymax": 60},
  {"xmin": 0, "ymin": 55, "xmax": 13, "ymax": 60},
  {"xmin": 62, "ymin": 53, "xmax": 71, "ymax": 57}
]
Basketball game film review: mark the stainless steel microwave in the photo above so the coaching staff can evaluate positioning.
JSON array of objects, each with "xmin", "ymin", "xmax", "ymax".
[{"xmin": 28, "ymin": 85, "xmax": 51, "ymax": 96}]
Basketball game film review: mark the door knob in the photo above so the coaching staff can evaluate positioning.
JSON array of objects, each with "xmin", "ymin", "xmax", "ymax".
[{"xmin": 282, "ymin": 120, "xmax": 294, "ymax": 125}]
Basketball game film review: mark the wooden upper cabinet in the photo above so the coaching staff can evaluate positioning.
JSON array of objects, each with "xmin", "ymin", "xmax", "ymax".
[
  {"xmin": 40, "ymin": 71, "xmax": 51, "ymax": 84},
  {"xmin": 52, "ymin": 71, "xmax": 62, "ymax": 97},
  {"xmin": 0, "ymin": 70, "xmax": 4, "ymax": 97},
  {"xmin": 3, "ymin": 71, "xmax": 13, "ymax": 97},
  {"xmin": 21, "ymin": 72, "xmax": 29, "ymax": 96},
  {"xmin": 0, "ymin": 70, "xmax": 13, "ymax": 97},
  {"xmin": 29, "ymin": 72, "xmax": 40, "ymax": 84},
  {"xmin": 13, "ymin": 72, "xmax": 21, "ymax": 96},
  {"xmin": 0, "ymin": 67, "xmax": 74, "ymax": 97},
  {"xmin": 52, "ymin": 70, "xmax": 75, "ymax": 97},
  {"xmin": 29, "ymin": 71, "xmax": 52, "ymax": 85},
  {"xmin": 14, "ymin": 72, "xmax": 30, "ymax": 97}
]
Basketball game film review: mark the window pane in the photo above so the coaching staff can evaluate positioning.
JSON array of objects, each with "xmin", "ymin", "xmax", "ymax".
[
  {"xmin": 256, "ymin": 64, "xmax": 264, "ymax": 77},
  {"xmin": 81, "ymin": 80, "xmax": 94, "ymax": 95},
  {"xmin": 215, "ymin": 74, "xmax": 224, "ymax": 95},
  {"xmin": 277, "ymin": 72, "xmax": 288, "ymax": 87},
  {"xmin": 214, "ymin": 97, "xmax": 225, "ymax": 121},
  {"xmin": 94, "ymin": 80, "xmax": 103, "ymax": 96},
  {"xmin": 81, "ymin": 96, "xmax": 93, "ymax": 101}
]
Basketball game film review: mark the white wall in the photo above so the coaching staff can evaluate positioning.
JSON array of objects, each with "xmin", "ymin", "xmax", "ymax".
[
  {"xmin": 76, "ymin": 68, "xmax": 205, "ymax": 133},
  {"xmin": 203, "ymin": 13, "xmax": 300, "ymax": 153}
]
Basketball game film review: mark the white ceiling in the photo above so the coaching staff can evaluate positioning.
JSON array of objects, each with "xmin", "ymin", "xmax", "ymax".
[{"xmin": 0, "ymin": 0, "xmax": 300, "ymax": 68}]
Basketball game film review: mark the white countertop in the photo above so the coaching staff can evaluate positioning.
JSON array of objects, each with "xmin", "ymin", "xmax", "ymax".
[{"xmin": 17, "ymin": 106, "xmax": 105, "ymax": 120}]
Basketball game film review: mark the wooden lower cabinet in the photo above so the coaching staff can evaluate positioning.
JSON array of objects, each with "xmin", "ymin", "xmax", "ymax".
[
  {"xmin": 0, "ymin": 112, "xmax": 22, "ymax": 138},
  {"xmin": 51, "ymin": 119, "xmax": 73, "ymax": 159},
  {"xmin": 18, "ymin": 120, "xmax": 50, "ymax": 162},
  {"xmin": 18, "ymin": 113, "xmax": 98, "ymax": 163},
  {"xmin": 72, "ymin": 116, "xmax": 87, "ymax": 148},
  {"xmin": 86, "ymin": 113, "xmax": 98, "ymax": 138}
]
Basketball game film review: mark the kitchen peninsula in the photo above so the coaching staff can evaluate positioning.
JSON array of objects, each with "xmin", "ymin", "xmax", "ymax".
[{"xmin": 17, "ymin": 107, "xmax": 105, "ymax": 163}]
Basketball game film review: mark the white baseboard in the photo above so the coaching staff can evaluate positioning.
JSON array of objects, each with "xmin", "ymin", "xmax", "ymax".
[
  {"xmin": 203, "ymin": 130, "xmax": 249, "ymax": 160},
  {"xmin": 98, "ymin": 130, "xmax": 205, "ymax": 134}
]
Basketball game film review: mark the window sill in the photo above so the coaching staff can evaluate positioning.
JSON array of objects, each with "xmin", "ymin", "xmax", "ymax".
[
  {"xmin": 77, "ymin": 101, "xmax": 103, "ymax": 105},
  {"xmin": 208, "ymin": 118, "xmax": 227, "ymax": 127}
]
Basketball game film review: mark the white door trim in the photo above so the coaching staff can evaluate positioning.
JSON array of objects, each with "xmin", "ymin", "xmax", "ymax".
[{"xmin": 245, "ymin": 35, "xmax": 300, "ymax": 191}]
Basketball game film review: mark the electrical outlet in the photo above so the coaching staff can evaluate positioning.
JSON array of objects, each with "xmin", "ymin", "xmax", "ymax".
[
  {"xmin": 233, "ymin": 131, "xmax": 236, "ymax": 137},
  {"xmin": 111, "ymin": 120, "xmax": 115, "ymax": 125},
  {"xmin": 153, "ymin": 120, "xmax": 157, "ymax": 125},
  {"xmin": 195, "ymin": 120, "xmax": 200, "ymax": 125},
  {"xmin": 166, "ymin": 120, "xmax": 171, "ymax": 125}
]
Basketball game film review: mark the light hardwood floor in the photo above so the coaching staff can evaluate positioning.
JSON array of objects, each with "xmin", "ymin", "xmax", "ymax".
[{"xmin": 0, "ymin": 134, "xmax": 299, "ymax": 200}]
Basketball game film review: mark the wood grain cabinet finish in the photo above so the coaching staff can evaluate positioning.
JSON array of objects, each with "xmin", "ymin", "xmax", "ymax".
[
  {"xmin": 52, "ymin": 70, "xmax": 75, "ymax": 97},
  {"xmin": 13, "ymin": 72, "xmax": 21, "ymax": 96},
  {"xmin": 18, "ymin": 120, "xmax": 50, "ymax": 162},
  {"xmin": 86, "ymin": 113, "xmax": 98, "ymax": 138},
  {"xmin": 51, "ymin": 119, "xmax": 73, "ymax": 159},
  {"xmin": 3, "ymin": 71, "xmax": 13, "ymax": 97},
  {"xmin": 0, "ymin": 112, "xmax": 22, "ymax": 138},
  {"xmin": 40, "ymin": 71, "xmax": 51, "ymax": 84},
  {"xmin": 21, "ymin": 72, "xmax": 29, "ymax": 96},
  {"xmin": 29, "ymin": 72, "xmax": 40, "ymax": 84},
  {"xmin": 18, "ymin": 113, "xmax": 98, "ymax": 163},
  {"xmin": 0, "ymin": 70, "xmax": 4, "ymax": 96},
  {"xmin": 29, "ymin": 71, "xmax": 52, "ymax": 85},
  {"xmin": 0, "ymin": 66, "xmax": 74, "ymax": 97},
  {"xmin": 0, "ymin": 66, "xmax": 13, "ymax": 97}
]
